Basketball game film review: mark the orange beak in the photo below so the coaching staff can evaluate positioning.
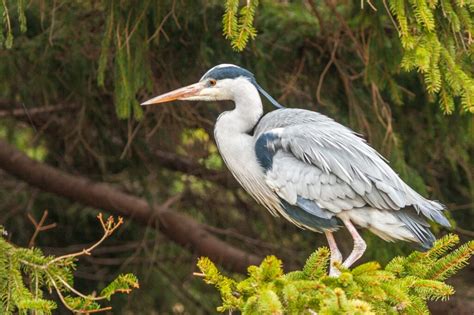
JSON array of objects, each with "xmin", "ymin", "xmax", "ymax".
[{"xmin": 141, "ymin": 82, "xmax": 205, "ymax": 106}]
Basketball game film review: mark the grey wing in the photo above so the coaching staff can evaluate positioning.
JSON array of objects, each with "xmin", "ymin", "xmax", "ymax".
[
  {"xmin": 254, "ymin": 109, "xmax": 450, "ymax": 228},
  {"xmin": 265, "ymin": 150, "xmax": 365, "ymax": 213}
]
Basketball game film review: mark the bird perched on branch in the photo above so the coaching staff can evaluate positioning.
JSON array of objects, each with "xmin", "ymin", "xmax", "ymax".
[{"xmin": 142, "ymin": 64, "xmax": 450, "ymax": 276}]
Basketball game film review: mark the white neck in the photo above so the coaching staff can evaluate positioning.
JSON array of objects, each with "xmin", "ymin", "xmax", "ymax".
[
  {"xmin": 212, "ymin": 78, "xmax": 282, "ymax": 217},
  {"xmin": 215, "ymin": 77, "xmax": 263, "ymax": 135}
]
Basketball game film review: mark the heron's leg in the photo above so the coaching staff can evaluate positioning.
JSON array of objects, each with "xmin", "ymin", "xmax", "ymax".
[
  {"xmin": 341, "ymin": 218, "xmax": 367, "ymax": 268},
  {"xmin": 324, "ymin": 231, "xmax": 342, "ymax": 277}
]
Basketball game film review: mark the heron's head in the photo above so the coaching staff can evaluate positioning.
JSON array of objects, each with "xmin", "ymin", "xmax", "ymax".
[{"xmin": 141, "ymin": 64, "xmax": 283, "ymax": 108}]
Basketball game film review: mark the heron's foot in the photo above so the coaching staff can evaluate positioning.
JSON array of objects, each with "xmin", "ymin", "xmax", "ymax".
[
  {"xmin": 328, "ymin": 250, "xmax": 342, "ymax": 277},
  {"xmin": 341, "ymin": 218, "xmax": 367, "ymax": 268},
  {"xmin": 342, "ymin": 237, "xmax": 367, "ymax": 268},
  {"xmin": 328, "ymin": 262, "xmax": 341, "ymax": 277},
  {"xmin": 324, "ymin": 231, "xmax": 343, "ymax": 277}
]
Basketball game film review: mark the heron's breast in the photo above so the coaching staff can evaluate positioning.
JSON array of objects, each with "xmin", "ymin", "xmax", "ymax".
[{"xmin": 214, "ymin": 130, "xmax": 282, "ymax": 216}]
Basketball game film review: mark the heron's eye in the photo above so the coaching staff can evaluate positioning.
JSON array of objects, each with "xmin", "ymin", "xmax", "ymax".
[{"xmin": 209, "ymin": 79, "xmax": 217, "ymax": 87}]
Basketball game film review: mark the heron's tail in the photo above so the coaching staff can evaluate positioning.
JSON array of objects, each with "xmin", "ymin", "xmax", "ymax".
[
  {"xmin": 412, "ymin": 199, "xmax": 451, "ymax": 229},
  {"xmin": 395, "ymin": 208, "xmax": 436, "ymax": 251},
  {"xmin": 406, "ymin": 186, "xmax": 451, "ymax": 228}
]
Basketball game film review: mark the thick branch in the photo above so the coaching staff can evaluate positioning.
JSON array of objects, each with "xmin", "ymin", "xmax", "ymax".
[
  {"xmin": 0, "ymin": 104, "xmax": 79, "ymax": 118},
  {"xmin": 0, "ymin": 139, "xmax": 261, "ymax": 273}
]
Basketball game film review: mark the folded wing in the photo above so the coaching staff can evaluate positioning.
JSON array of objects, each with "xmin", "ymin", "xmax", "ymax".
[{"xmin": 253, "ymin": 109, "xmax": 450, "ymax": 244}]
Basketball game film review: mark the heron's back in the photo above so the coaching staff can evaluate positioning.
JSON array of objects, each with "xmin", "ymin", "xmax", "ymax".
[
  {"xmin": 252, "ymin": 108, "xmax": 449, "ymax": 248},
  {"xmin": 254, "ymin": 108, "xmax": 339, "ymax": 137}
]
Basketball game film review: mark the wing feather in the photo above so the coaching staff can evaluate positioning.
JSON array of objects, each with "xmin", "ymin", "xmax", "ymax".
[{"xmin": 254, "ymin": 109, "xmax": 450, "ymax": 227}]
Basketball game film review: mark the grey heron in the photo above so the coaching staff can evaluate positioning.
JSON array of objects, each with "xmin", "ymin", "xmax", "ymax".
[{"xmin": 142, "ymin": 64, "xmax": 450, "ymax": 276}]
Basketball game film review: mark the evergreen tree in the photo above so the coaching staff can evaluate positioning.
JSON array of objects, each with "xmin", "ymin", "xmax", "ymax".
[
  {"xmin": 0, "ymin": 0, "xmax": 472, "ymax": 313},
  {"xmin": 198, "ymin": 235, "xmax": 473, "ymax": 314}
]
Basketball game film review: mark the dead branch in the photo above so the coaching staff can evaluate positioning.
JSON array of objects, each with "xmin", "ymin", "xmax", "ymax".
[
  {"xmin": 27, "ymin": 210, "xmax": 57, "ymax": 247},
  {"xmin": 0, "ymin": 139, "xmax": 262, "ymax": 273},
  {"xmin": 46, "ymin": 214, "xmax": 123, "ymax": 267}
]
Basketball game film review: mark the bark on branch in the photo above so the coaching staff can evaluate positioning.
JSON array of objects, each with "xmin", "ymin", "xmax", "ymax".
[
  {"xmin": 0, "ymin": 104, "xmax": 79, "ymax": 118},
  {"xmin": 0, "ymin": 139, "xmax": 262, "ymax": 273}
]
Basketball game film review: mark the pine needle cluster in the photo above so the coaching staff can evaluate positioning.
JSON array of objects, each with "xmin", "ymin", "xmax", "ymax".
[
  {"xmin": 197, "ymin": 234, "xmax": 473, "ymax": 314},
  {"xmin": 221, "ymin": 0, "xmax": 473, "ymax": 113},
  {"xmin": 0, "ymin": 215, "xmax": 139, "ymax": 314},
  {"xmin": 97, "ymin": 1, "xmax": 151, "ymax": 120},
  {"xmin": 0, "ymin": 0, "xmax": 27, "ymax": 49},
  {"xmin": 223, "ymin": 0, "xmax": 259, "ymax": 51},
  {"xmin": 387, "ymin": 0, "xmax": 474, "ymax": 113}
]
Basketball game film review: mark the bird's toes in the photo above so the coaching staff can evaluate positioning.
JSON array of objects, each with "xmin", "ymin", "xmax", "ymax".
[{"xmin": 328, "ymin": 267, "xmax": 341, "ymax": 277}]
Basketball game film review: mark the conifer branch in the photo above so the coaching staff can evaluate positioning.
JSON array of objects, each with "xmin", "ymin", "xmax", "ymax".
[
  {"xmin": 386, "ymin": 0, "xmax": 474, "ymax": 113},
  {"xmin": 197, "ymin": 234, "xmax": 473, "ymax": 314},
  {"xmin": 46, "ymin": 214, "xmax": 123, "ymax": 267},
  {"xmin": 222, "ymin": 0, "xmax": 258, "ymax": 51},
  {"xmin": 0, "ymin": 215, "xmax": 139, "ymax": 314}
]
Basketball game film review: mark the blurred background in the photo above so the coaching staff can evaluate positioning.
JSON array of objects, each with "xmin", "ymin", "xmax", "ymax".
[{"xmin": 0, "ymin": 0, "xmax": 472, "ymax": 314}]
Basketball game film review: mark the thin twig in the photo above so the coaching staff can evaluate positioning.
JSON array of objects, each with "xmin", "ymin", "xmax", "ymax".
[
  {"xmin": 148, "ymin": 1, "xmax": 175, "ymax": 43},
  {"xmin": 20, "ymin": 103, "xmax": 37, "ymax": 133},
  {"xmin": 382, "ymin": 0, "xmax": 399, "ymax": 33},
  {"xmin": 316, "ymin": 39, "xmax": 340, "ymax": 107},
  {"xmin": 46, "ymin": 214, "xmax": 123, "ymax": 266},
  {"xmin": 49, "ymin": 0, "xmax": 58, "ymax": 45},
  {"xmin": 1, "ymin": 0, "xmax": 12, "ymax": 38},
  {"xmin": 192, "ymin": 272, "xmax": 205, "ymax": 277},
  {"xmin": 307, "ymin": 0, "xmax": 326, "ymax": 34},
  {"xmin": 278, "ymin": 56, "xmax": 306, "ymax": 102},
  {"xmin": 324, "ymin": 0, "xmax": 368, "ymax": 64},
  {"xmin": 55, "ymin": 275, "xmax": 108, "ymax": 301},
  {"xmin": 19, "ymin": 215, "xmax": 131, "ymax": 313},
  {"xmin": 123, "ymin": 2, "xmax": 148, "ymax": 49},
  {"xmin": 366, "ymin": 0, "xmax": 377, "ymax": 11},
  {"xmin": 49, "ymin": 274, "xmax": 112, "ymax": 313},
  {"xmin": 120, "ymin": 119, "xmax": 144, "ymax": 159},
  {"xmin": 28, "ymin": 210, "xmax": 57, "ymax": 248}
]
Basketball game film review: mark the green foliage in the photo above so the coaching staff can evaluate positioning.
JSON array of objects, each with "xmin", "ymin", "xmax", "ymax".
[
  {"xmin": 0, "ymin": 215, "xmax": 139, "ymax": 314},
  {"xmin": 388, "ymin": 0, "xmax": 474, "ymax": 113},
  {"xmin": 0, "ymin": 0, "xmax": 13, "ymax": 49},
  {"xmin": 6, "ymin": 1, "xmax": 473, "ymax": 117},
  {"xmin": 302, "ymin": 247, "xmax": 330, "ymax": 279},
  {"xmin": 97, "ymin": 0, "xmax": 151, "ymax": 120},
  {"xmin": 197, "ymin": 234, "xmax": 473, "ymax": 314},
  {"xmin": 101, "ymin": 273, "xmax": 140, "ymax": 300},
  {"xmin": 0, "ymin": 1, "xmax": 472, "ymax": 312},
  {"xmin": 222, "ymin": 0, "xmax": 473, "ymax": 113},
  {"xmin": 0, "ymin": 0, "xmax": 27, "ymax": 48},
  {"xmin": 222, "ymin": 0, "xmax": 258, "ymax": 51},
  {"xmin": 0, "ymin": 125, "xmax": 47, "ymax": 161}
]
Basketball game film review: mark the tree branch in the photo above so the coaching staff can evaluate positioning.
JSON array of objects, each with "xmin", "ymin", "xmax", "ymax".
[
  {"xmin": 0, "ymin": 139, "xmax": 262, "ymax": 273},
  {"xmin": 0, "ymin": 103, "xmax": 79, "ymax": 118}
]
